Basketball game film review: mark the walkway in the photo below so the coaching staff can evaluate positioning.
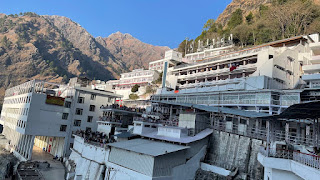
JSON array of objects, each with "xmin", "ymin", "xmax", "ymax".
[{"xmin": 32, "ymin": 146, "xmax": 65, "ymax": 180}]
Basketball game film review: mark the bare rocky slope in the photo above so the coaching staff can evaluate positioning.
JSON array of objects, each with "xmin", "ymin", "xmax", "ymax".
[
  {"xmin": 216, "ymin": 0, "xmax": 320, "ymax": 27},
  {"xmin": 0, "ymin": 13, "xmax": 169, "ymax": 108},
  {"xmin": 96, "ymin": 32, "xmax": 170, "ymax": 71},
  {"xmin": 216, "ymin": 0, "xmax": 271, "ymax": 27}
]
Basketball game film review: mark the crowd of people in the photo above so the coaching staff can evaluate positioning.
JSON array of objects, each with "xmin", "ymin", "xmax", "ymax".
[
  {"xmin": 73, "ymin": 129, "xmax": 115, "ymax": 148},
  {"xmin": 100, "ymin": 104, "xmax": 146, "ymax": 113}
]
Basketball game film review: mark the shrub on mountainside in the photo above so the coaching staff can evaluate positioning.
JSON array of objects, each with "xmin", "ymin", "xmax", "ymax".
[
  {"xmin": 129, "ymin": 93, "xmax": 139, "ymax": 100},
  {"xmin": 131, "ymin": 84, "xmax": 140, "ymax": 92},
  {"xmin": 178, "ymin": 0, "xmax": 320, "ymax": 56}
]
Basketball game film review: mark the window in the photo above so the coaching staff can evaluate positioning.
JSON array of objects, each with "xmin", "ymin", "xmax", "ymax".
[
  {"xmin": 70, "ymin": 143, "xmax": 73, "ymax": 148},
  {"xmin": 60, "ymin": 125, "xmax": 67, "ymax": 132},
  {"xmin": 74, "ymin": 120, "xmax": 81, "ymax": 127},
  {"xmin": 75, "ymin": 108, "xmax": 83, "ymax": 115},
  {"xmin": 240, "ymin": 119, "xmax": 247, "ymax": 125},
  {"xmin": 89, "ymin": 105, "xmax": 95, "ymax": 112},
  {"xmin": 77, "ymin": 97, "xmax": 84, "ymax": 104},
  {"xmin": 91, "ymin": 94, "xmax": 96, "ymax": 100},
  {"xmin": 87, "ymin": 116, "xmax": 93, "ymax": 123},
  {"xmin": 62, "ymin": 113, "xmax": 69, "ymax": 120},
  {"xmin": 64, "ymin": 101, "xmax": 71, "ymax": 108}
]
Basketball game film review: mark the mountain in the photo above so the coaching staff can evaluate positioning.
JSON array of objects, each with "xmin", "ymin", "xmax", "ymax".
[
  {"xmin": 216, "ymin": 0, "xmax": 271, "ymax": 27},
  {"xmin": 216, "ymin": 0, "xmax": 320, "ymax": 27},
  {"xmin": 96, "ymin": 32, "xmax": 169, "ymax": 71},
  {"xmin": 0, "ymin": 12, "xmax": 169, "ymax": 108}
]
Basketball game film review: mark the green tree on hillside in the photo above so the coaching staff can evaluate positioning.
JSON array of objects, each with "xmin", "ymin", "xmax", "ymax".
[
  {"xmin": 246, "ymin": 12, "xmax": 254, "ymax": 25},
  {"xmin": 131, "ymin": 84, "xmax": 140, "ymax": 92},
  {"xmin": 1, "ymin": 36, "xmax": 11, "ymax": 49},
  {"xmin": 227, "ymin": 8, "xmax": 243, "ymax": 29}
]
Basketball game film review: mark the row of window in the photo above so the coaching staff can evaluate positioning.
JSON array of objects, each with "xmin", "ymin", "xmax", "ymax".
[
  {"xmin": 75, "ymin": 105, "xmax": 95, "ymax": 115},
  {"xmin": 17, "ymin": 119, "xmax": 26, "ymax": 129},
  {"xmin": 62, "ymin": 111, "xmax": 93, "ymax": 123},
  {"xmin": 77, "ymin": 94, "xmax": 97, "ymax": 104},
  {"xmin": 4, "ymin": 95, "xmax": 31, "ymax": 104},
  {"xmin": 3, "ymin": 107, "xmax": 29, "ymax": 116},
  {"xmin": 74, "ymin": 116, "xmax": 93, "ymax": 126}
]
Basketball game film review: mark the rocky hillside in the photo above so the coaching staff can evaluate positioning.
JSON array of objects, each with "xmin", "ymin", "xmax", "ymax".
[
  {"xmin": 216, "ymin": 0, "xmax": 271, "ymax": 27},
  {"xmin": 0, "ymin": 12, "xmax": 169, "ymax": 108},
  {"xmin": 216, "ymin": 0, "xmax": 320, "ymax": 27},
  {"xmin": 96, "ymin": 32, "xmax": 169, "ymax": 71}
]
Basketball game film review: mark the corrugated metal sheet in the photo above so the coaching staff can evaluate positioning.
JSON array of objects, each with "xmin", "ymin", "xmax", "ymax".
[
  {"xmin": 109, "ymin": 147, "xmax": 154, "ymax": 176},
  {"xmin": 153, "ymin": 150, "xmax": 186, "ymax": 177},
  {"xmin": 108, "ymin": 139, "xmax": 189, "ymax": 157}
]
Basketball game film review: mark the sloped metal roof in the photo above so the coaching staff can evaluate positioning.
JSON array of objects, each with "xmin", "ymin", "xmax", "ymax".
[
  {"xmin": 152, "ymin": 101, "xmax": 270, "ymax": 118},
  {"xmin": 266, "ymin": 101, "xmax": 320, "ymax": 119},
  {"xmin": 108, "ymin": 139, "xmax": 189, "ymax": 157}
]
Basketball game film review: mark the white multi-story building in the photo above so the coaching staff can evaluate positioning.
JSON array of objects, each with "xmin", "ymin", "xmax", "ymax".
[
  {"xmin": 65, "ymin": 117, "xmax": 211, "ymax": 180},
  {"xmin": 149, "ymin": 50, "xmax": 183, "ymax": 72},
  {"xmin": 0, "ymin": 77, "xmax": 121, "ymax": 161},
  {"xmin": 152, "ymin": 34, "xmax": 320, "ymax": 115},
  {"xmin": 105, "ymin": 69, "xmax": 159, "ymax": 100}
]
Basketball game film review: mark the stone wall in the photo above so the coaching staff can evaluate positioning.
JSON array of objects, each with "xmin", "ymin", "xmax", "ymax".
[{"xmin": 205, "ymin": 130, "xmax": 264, "ymax": 180}]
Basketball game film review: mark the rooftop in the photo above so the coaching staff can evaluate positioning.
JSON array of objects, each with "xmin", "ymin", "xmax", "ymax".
[
  {"xmin": 75, "ymin": 86, "xmax": 122, "ymax": 98},
  {"xmin": 151, "ymin": 101, "xmax": 270, "ymax": 118},
  {"xmin": 139, "ymin": 128, "xmax": 213, "ymax": 144},
  {"xmin": 108, "ymin": 139, "xmax": 189, "ymax": 157}
]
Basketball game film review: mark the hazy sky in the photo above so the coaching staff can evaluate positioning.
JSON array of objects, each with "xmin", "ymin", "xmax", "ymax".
[{"xmin": 1, "ymin": 0, "xmax": 232, "ymax": 48}]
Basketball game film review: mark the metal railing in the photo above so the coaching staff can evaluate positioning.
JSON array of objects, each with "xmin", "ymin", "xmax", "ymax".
[
  {"xmin": 212, "ymin": 121, "xmax": 267, "ymax": 141},
  {"xmin": 260, "ymin": 146, "xmax": 320, "ymax": 170}
]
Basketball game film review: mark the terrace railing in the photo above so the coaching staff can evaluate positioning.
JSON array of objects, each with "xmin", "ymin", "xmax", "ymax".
[{"xmin": 260, "ymin": 146, "xmax": 320, "ymax": 170}]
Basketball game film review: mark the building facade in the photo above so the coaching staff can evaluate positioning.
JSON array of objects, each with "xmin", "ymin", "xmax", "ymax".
[{"xmin": 0, "ymin": 78, "xmax": 121, "ymax": 160}]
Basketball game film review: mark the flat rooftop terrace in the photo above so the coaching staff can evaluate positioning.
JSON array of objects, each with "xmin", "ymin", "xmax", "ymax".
[{"xmin": 108, "ymin": 139, "xmax": 189, "ymax": 157}]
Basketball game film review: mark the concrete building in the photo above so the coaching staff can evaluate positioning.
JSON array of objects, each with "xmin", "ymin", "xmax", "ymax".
[
  {"xmin": 65, "ymin": 110, "xmax": 211, "ymax": 180},
  {"xmin": 149, "ymin": 50, "xmax": 183, "ymax": 72},
  {"xmin": 104, "ymin": 69, "xmax": 159, "ymax": 100},
  {"xmin": 0, "ymin": 78, "xmax": 121, "ymax": 161},
  {"xmin": 152, "ymin": 34, "xmax": 320, "ymax": 115}
]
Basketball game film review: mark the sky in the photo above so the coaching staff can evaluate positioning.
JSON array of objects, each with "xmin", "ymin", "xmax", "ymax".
[{"xmin": 1, "ymin": 0, "xmax": 232, "ymax": 49}]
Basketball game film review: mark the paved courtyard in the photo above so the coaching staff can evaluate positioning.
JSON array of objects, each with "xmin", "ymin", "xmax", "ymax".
[{"xmin": 32, "ymin": 146, "xmax": 65, "ymax": 180}]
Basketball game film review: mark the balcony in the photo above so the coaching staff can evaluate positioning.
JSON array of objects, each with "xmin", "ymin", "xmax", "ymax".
[
  {"xmin": 259, "ymin": 146, "xmax": 320, "ymax": 169},
  {"xmin": 178, "ymin": 64, "xmax": 256, "ymax": 80},
  {"xmin": 310, "ymin": 55, "xmax": 320, "ymax": 63},
  {"xmin": 303, "ymin": 64, "xmax": 320, "ymax": 74}
]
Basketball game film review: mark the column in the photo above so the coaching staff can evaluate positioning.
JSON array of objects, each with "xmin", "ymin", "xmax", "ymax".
[
  {"xmin": 296, "ymin": 121, "xmax": 301, "ymax": 144},
  {"xmin": 266, "ymin": 120, "xmax": 271, "ymax": 156},
  {"xmin": 306, "ymin": 125, "xmax": 311, "ymax": 144},
  {"xmin": 285, "ymin": 122, "xmax": 289, "ymax": 143},
  {"xmin": 169, "ymin": 105, "xmax": 173, "ymax": 121}
]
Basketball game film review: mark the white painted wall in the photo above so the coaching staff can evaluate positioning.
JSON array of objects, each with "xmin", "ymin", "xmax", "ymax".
[{"xmin": 258, "ymin": 153, "xmax": 320, "ymax": 180}]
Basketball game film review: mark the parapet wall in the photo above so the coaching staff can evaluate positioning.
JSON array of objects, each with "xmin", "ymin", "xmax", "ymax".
[{"xmin": 206, "ymin": 130, "xmax": 264, "ymax": 179}]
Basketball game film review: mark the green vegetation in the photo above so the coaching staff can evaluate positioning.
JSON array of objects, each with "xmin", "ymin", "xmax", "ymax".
[
  {"xmin": 131, "ymin": 84, "xmax": 140, "ymax": 92},
  {"xmin": 152, "ymin": 72, "xmax": 163, "ymax": 84},
  {"xmin": 178, "ymin": 0, "xmax": 320, "ymax": 55},
  {"xmin": 227, "ymin": 9, "xmax": 243, "ymax": 29},
  {"xmin": 129, "ymin": 93, "xmax": 139, "ymax": 100},
  {"xmin": 1, "ymin": 36, "xmax": 11, "ymax": 49},
  {"xmin": 145, "ymin": 85, "xmax": 156, "ymax": 94}
]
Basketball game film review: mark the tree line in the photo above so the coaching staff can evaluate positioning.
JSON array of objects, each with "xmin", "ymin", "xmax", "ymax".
[{"xmin": 178, "ymin": 0, "xmax": 320, "ymax": 56}]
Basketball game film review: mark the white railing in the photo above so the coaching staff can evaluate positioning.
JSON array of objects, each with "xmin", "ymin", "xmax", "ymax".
[
  {"xmin": 293, "ymin": 151, "xmax": 320, "ymax": 169},
  {"xmin": 260, "ymin": 147, "xmax": 320, "ymax": 170}
]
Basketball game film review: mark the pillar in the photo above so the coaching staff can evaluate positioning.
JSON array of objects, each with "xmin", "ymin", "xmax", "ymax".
[
  {"xmin": 169, "ymin": 105, "xmax": 173, "ymax": 121},
  {"xmin": 306, "ymin": 125, "xmax": 311, "ymax": 144},
  {"xmin": 285, "ymin": 122, "xmax": 289, "ymax": 143},
  {"xmin": 296, "ymin": 121, "xmax": 301, "ymax": 144}
]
